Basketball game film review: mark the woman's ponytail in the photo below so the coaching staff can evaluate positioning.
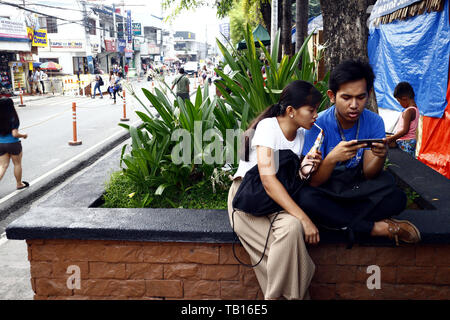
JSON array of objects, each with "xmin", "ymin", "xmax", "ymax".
[
  {"xmin": 240, "ymin": 103, "xmax": 281, "ymax": 161},
  {"xmin": 239, "ymin": 80, "xmax": 322, "ymax": 161}
]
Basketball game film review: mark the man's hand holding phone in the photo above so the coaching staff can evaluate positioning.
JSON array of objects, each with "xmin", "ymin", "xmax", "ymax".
[{"xmin": 354, "ymin": 138, "xmax": 387, "ymax": 158}]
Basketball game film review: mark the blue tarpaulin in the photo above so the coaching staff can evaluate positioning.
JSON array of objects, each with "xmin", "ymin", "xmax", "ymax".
[
  {"xmin": 369, "ymin": 0, "xmax": 422, "ymax": 22},
  {"xmin": 368, "ymin": 0, "xmax": 450, "ymax": 118}
]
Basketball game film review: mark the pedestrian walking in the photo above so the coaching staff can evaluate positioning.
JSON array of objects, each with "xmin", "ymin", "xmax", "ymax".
[
  {"xmin": 112, "ymin": 72, "xmax": 123, "ymax": 104},
  {"xmin": 32, "ymin": 69, "xmax": 41, "ymax": 95},
  {"xmin": 27, "ymin": 70, "xmax": 33, "ymax": 94},
  {"xmin": 0, "ymin": 98, "xmax": 29, "ymax": 190},
  {"xmin": 39, "ymin": 68, "xmax": 47, "ymax": 94},
  {"xmin": 92, "ymin": 75, "xmax": 104, "ymax": 99},
  {"xmin": 107, "ymin": 71, "xmax": 115, "ymax": 99},
  {"xmin": 171, "ymin": 67, "xmax": 190, "ymax": 101}
]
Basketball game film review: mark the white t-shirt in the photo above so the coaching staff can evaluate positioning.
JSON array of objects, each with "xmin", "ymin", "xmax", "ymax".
[{"xmin": 233, "ymin": 117, "xmax": 305, "ymax": 179}]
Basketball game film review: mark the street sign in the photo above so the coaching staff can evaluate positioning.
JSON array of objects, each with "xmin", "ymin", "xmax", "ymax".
[
  {"xmin": 127, "ymin": 11, "xmax": 132, "ymax": 43},
  {"xmin": 132, "ymin": 23, "xmax": 141, "ymax": 36}
]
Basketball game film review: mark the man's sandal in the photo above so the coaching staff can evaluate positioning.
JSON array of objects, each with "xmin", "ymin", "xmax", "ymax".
[{"xmin": 383, "ymin": 218, "xmax": 421, "ymax": 245}]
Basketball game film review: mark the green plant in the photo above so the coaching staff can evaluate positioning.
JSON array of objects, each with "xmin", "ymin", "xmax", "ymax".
[
  {"xmin": 215, "ymin": 24, "xmax": 330, "ymax": 130},
  {"xmin": 118, "ymin": 82, "xmax": 237, "ymax": 201},
  {"xmin": 103, "ymin": 170, "xmax": 231, "ymax": 209},
  {"xmin": 405, "ymin": 187, "xmax": 420, "ymax": 208}
]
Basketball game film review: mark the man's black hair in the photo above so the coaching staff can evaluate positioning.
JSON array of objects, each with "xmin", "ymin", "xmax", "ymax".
[
  {"xmin": 179, "ymin": 67, "xmax": 185, "ymax": 74},
  {"xmin": 394, "ymin": 81, "xmax": 415, "ymax": 99},
  {"xmin": 329, "ymin": 59, "xmax": 375, "ymax": 94}
]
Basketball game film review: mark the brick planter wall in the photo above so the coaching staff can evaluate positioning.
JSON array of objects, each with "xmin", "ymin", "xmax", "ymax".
[
  {"xmin": 28, "ymin": 240, "xmax": 263, "ymax": 300},
  {"xmin": 27, "ymin": 239, "xmax": 450, "ymax": 300}
]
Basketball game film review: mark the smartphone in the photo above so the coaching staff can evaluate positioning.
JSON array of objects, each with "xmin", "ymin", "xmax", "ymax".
[{"xmin": 354, "ymin": 139, "xmax": 385, "ymax": 147}]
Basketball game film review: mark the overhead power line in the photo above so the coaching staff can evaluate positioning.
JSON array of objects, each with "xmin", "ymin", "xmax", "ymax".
[{"xmin": 0, "ymin": 0, "xmax": 156, "ymax": 40}]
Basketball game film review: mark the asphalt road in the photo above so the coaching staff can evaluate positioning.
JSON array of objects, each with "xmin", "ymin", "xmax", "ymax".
[
  {"xmin": 0, "ymin": 75, "xmax": 214, "ymax": 300},
  {"xmin": 1, "ymin": 84, "xmax": 142, "ymax": 200},
  {"xmin": 1, "ymin": 75, "xmax": 213, "ymax": 213}
]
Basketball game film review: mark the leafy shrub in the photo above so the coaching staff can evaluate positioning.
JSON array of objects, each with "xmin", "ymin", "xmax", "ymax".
[{"xmin": 215, "ymin": 24, "xmax": 330, "ymax": 130}]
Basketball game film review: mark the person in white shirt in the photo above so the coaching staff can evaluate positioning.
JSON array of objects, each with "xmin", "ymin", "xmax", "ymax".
[
  {"xmin": 228, "ymin": 80, "xmax": 323, "ymax": 300},
  {"xmin": 32, "ymin": 69, "xmax": 41, "ymax": 95},
  {"xmin": 38, "ymin": 68, "xmax": 47, "ymax": 94}
]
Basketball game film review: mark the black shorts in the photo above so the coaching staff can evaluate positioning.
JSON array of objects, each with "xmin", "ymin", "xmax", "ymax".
[{"xmin": 0, "ymin": 141, "xmax": 22, "ymax": 156}]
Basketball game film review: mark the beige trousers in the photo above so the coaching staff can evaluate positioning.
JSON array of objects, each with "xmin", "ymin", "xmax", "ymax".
[{"xmin": 227, "ymin": 179, "xmax": 315, "ymax": 300}]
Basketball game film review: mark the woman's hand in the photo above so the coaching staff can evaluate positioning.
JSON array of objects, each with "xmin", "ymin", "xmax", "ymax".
[
  {"xmin": 300, "ymin": 150, "xmax": 322, "ymax": 177},
  {"xmin": 300, "ymin": 217, "xmax": 320, "ymax": 245}
]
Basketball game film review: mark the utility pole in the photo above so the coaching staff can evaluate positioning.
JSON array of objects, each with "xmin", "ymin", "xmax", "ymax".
[
  {"xmin": 205, "ymin": 24, "xmax": 208, "ymax": 61},
  {"xmin": 81, "ymin": 1, "xmax": 92, "ymax": 74},
  {"xmin": 112, "ymin": 4, "xmax": 117, "ymax": 38},
  {"xmin": 271, "ymin": 0, "xmax": 278, "ymax": 54}
]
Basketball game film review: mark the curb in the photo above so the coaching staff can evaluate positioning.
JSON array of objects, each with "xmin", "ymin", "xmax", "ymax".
[{"xmin": 0, "ymin": 127, "xmax": 136, "ymax": 221}]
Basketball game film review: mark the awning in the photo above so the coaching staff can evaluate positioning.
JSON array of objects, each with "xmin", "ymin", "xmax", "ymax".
[
  {"xmin": 237, "ymin": 24, "xmax": 270, "ymax": 50},
  {"xmin": 0, "ymin": 41, "xmax": 31, "ymax": 51}
]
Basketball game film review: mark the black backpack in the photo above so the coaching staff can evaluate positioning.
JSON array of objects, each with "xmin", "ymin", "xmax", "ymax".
[
  {"xmin": 232, "ymin": 149, "xmax": 304, "ymax": 216},
  {"xmin": 98, "ymin": 77, "xmax": 104, "ymax": 86}
]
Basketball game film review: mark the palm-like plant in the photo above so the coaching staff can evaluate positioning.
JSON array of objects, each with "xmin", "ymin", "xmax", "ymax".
[{"xmin": 215, "ymin": 24, "xmax": 329, "ymax": 130}]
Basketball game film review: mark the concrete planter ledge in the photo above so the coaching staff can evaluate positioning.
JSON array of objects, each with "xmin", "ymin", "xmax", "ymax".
[
  {"xmin": 5, "ymin": 143, "xmax": 450, "ymax": 300},
  {"xmin": 6, "ymin": 146, "xmax": 450, "ymax": 245}
]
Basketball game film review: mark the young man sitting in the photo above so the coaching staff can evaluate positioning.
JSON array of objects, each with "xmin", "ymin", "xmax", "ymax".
[{"xmin": 299, "ymin": 59, "xmax": 420, "ymax": 246}]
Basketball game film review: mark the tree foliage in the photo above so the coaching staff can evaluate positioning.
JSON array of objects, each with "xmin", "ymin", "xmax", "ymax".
[
  {"xmin": 161, "ymin": 0, "xmax": 234, "ymax": 20},
  {"xmin": 229, "ymin": 0, "xmax": 263, "ymax": 46}
]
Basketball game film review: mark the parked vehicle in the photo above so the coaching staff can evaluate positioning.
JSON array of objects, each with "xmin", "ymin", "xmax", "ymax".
[{"xmin": 183, "ymin": 61, "xmax": 199, "ymax": 76}]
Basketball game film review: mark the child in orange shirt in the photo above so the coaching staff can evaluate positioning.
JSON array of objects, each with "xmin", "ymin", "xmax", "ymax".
[{"xmin": 386, "ymin": 82, "xmax": 419, "ymax": 157}]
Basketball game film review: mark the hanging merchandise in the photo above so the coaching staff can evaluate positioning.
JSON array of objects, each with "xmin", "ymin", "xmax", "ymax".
[{"xmin": 0, "ymin": 53, "xmax": 13, "ymax": 95}]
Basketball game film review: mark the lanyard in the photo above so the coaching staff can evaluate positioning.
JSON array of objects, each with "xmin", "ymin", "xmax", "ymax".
[
  {"xmin": 334, "ymin": 108, "xmax": 363, "ymax": 168},
  {"xmin": 334, "ymin": 108, "xmax": 360, "ymax": 141}
]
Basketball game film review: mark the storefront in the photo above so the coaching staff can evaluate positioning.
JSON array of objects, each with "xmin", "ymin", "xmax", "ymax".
[
  {"xmin": 39, "ymin": 39, "xmax": 87, "ymax": 74},
  {"xmin": 97, "ymin": 39, "xmax": 117, "ymax": 74},
  {"xmin": 0, "ymin": 52, "xmax": 14, "ymax": 94},
  {"xmin": 0, "ymin": 17, "xmax": 32, "ymax": 94}
]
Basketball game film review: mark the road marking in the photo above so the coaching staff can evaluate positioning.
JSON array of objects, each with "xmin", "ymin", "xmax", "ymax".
[
  {"xmin": 0, "ymin": 232, "xmax": 7, "ymax": 246},
  {"xmin": 0, "ymin": 119, "xmax": 141, "ymax": 207}
]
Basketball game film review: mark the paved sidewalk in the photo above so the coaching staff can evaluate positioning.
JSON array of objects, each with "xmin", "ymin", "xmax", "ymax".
[
  {"xmin": 0, "ymin": 79, "xmax": 214, "ymax": 300},
  {"xmin": 0, "ymin": 237, "xmax": 33, "ymax": 300}
]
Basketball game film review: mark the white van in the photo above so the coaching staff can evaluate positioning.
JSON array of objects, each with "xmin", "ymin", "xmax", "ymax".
[{"xmin": 183, "ymin": 61, "xmax": 199, "ymax": 76}]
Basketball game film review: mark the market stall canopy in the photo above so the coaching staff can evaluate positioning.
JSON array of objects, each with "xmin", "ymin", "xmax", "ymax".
[
  {"xmin": 39, "ymin": 61, "xmax": 62, "ymax": 71},
  {"xmin": 292, "ymin": 14, "xmax": 323, "ymax": 43},
  {"xmin": 237, "ymin": 24, "xmax": 270, "ymax": 50}
]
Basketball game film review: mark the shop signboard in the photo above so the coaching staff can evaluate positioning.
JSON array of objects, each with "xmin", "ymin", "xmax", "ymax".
[
  {"xmin": 0, "ymin": 17, "xmax": 28, "ymax": 42},
  {"xmin": 19, "ymin": 52, "xmax": 33, "ymax": 62},
  {"xmin": 132, "ymin": 23, "xmax": 141, "ymax": 36},
  {"xmin": 133, "ymin": 39, "xmax": 141, "ymax": 51},
  {"xmin": 49, "ymin": 40, "xmax": 84, "ymax": 52},
  {"xmin": 140, "ymin": 41, "xmax": 148, "ymax": 55},
  {"xmin": 91, "ymin": 42, "xmax": 100, "ymax": 53},
  {"xmin": 32, "ymin": 29, "xmax": 48, "ymax": 47},
  {"xmin": 118, "ymin": 39, "xmax": 126, "ymax": 53},
  {"xmin": 127, "ymin": 11, "xmax": 132, "ymax": 43},
  {"xmin": 125, "ymin": 42, "xmax": 133, "ymax": 58},
  {"xmin": 148, "ymin": 44, "xmax": 160, "ymax": 55},
  {"xmin": 87, "ymin": 56, "xmax": 94, "ymax": 74},
  {"xmin": 104, "ymin": 39, "xmax": 117, "ymax": 52}
]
